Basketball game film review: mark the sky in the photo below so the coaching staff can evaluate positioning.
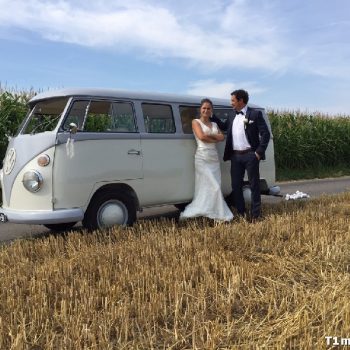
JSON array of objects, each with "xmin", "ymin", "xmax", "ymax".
[{"xmin": 0, "ymin": 0, "xmax": 349, "ymax": 114}]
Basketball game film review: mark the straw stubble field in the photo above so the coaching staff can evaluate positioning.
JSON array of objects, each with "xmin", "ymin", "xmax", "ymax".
[{"xmin": 1, "ymin": 193, "xmax": 350, "ymax": 349}]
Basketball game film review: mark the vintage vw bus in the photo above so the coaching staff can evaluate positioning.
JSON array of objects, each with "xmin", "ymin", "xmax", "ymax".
[{"xmin": 0, "ymin": 88, "xmax": 279, "ymax": 230}]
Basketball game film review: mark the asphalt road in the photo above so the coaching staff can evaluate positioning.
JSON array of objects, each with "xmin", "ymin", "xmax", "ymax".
[{"xmin": 1, "ymin": 176, "xmax": 349, "ymax": 243}]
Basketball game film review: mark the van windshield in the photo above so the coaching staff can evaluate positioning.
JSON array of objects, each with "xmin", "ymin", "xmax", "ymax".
[{"xmin": 21, "ymin": 97, "xmax": 69, "ymax": 134}]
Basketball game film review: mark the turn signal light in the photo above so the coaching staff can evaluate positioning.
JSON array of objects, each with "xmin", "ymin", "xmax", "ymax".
[{"xmin": 37, "ymin": 154, "xmax": 50, "ymax": 167}]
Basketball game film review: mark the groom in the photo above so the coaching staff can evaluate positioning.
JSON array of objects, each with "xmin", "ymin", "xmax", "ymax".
[{"xmin": 211, "ymin": 89, "xmax": 270, "ymax": 220}]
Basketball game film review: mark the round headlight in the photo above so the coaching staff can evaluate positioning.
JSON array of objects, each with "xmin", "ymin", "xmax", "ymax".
[{"xmin": 22, "ymin": 170, "xmax": 43, "ymax": 192}]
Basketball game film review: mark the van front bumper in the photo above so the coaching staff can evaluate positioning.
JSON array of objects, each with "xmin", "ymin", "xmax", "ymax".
[{"xmin": 0, "ymin": 207, "xmax": 84, "ymax": 225}]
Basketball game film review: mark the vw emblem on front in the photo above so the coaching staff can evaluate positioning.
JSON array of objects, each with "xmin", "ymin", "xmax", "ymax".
[{"xmin": 4, "ymin": 148, "xmax": 16, "ymax": 175}]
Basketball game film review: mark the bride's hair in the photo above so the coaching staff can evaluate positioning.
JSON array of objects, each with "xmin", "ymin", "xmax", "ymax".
[{"xmin": 200, "ymin": 98, "xmax": 213, "ymax": 109}]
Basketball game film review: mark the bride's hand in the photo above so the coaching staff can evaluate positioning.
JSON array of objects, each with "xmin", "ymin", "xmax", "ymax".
[{"xmin": 214, "ymin": 132, "xmax": 225, "ymax": 142}]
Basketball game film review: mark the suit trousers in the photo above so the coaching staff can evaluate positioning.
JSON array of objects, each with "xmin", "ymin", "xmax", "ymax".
[{"xmin": 230, "ymin": 151, "xmax": 261, "ymax": 218}]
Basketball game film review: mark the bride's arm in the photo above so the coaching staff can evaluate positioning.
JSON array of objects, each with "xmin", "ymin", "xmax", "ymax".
[
  {"xmin": 192, "ymin": 120, "xmax": 217, "ymax": 143},
  {"xmin": 212, "ymin": 125, "xmax": 225, "ymax": 142},
  {"xmin": 213, "ymin": 132, "xmax": 224, "ymax": 142}
]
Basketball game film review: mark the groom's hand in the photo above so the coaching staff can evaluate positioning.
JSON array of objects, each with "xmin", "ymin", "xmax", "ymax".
[{"xmin": 255, "ymin": 152, "xmax": 261, "ymax": 160}]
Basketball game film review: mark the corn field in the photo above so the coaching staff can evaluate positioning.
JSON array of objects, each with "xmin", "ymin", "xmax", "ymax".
[
  {"xmin": 269, "ymin": 110, "xmax": 350, "ymax": 171},
  {"xmin": 0, "ymin": 193, "xmax": 350, "ymax": 349}
]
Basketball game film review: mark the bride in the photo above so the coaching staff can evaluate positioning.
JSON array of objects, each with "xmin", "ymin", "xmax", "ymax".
[{"xmin": 180, "ymin": 98, "xmax": 234, "ymax": 222}]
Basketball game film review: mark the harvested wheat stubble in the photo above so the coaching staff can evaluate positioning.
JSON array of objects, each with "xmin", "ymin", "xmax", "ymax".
[{"xmin": 0, "ymin": 193, "xmax": 349, "ymax": 349}]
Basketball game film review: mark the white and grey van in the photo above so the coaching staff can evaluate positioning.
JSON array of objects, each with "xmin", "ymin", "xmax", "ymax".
[{"xmin": 0, "ymin": 88, "xmax": 279, "ymax": 231}]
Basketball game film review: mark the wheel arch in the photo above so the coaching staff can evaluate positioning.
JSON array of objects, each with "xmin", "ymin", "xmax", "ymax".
[{"xmin": 87, "ymin": 183, "xmax": 140, "ymax": 212}]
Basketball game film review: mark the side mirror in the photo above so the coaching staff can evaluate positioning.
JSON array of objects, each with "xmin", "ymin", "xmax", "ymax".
[{"xmin": 69, "ymin": 123, "xmax": 78, "ymax": 134}]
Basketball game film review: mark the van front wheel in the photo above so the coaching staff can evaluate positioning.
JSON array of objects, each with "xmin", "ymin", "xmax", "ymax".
[{"xmin": 82, "ymin": 190, "xmax": 136, "ymax": 230}]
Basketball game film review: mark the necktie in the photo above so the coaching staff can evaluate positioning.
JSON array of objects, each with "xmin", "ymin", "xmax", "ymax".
[{"xmin": 236, "ymin": 111, "xmax": 243, "ymax": 115}]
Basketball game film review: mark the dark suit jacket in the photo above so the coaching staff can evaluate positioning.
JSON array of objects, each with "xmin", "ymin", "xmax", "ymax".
[{"xmin": 211, "ymin": 107, "xmax": 270, "ymax": 161}]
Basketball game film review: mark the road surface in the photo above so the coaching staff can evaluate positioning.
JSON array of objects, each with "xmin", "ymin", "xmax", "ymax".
[{"xmin": 1, "ymin": 176, "xmax": 349, "ymax": 243}]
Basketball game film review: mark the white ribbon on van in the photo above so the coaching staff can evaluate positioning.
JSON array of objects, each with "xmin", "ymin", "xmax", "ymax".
[
  {"xmin": 66, "ymin": 122, "xmax": 78, "ymax": 159},
  {"xmin": 66, "ymin": 137, "xmax": 75, "ymax": 159}
]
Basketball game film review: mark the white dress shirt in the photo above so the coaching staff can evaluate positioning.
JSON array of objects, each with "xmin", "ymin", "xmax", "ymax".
[{"xmin": 232, "ymin": 106, "xmax": 251, "ymax": 150}]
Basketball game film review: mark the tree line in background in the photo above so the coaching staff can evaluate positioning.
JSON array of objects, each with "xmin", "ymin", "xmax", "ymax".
[{"xmin": 1, "ymin": 90, "xmax": 349, "ymax": 180}]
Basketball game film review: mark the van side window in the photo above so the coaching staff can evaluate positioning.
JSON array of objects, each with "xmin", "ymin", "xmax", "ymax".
[
  {"xmin": 214, "ymin": 109, "xmax": 232, "ymax": 128},
  {"xmin": 142, "ymin": 103, "xmax": 175, "ymax": 133},
  {"xmin": 63, "ymin": 100, "xmax": 137, "ymax": 132},
  {"xmin": 84, "ymin": 100, "xmax": 111, "ymax": 132},
  {"xmin": 111, "ymin": 102, "xmax": 137, "ymax": 132},
  {"xmin": 179, "ymin": 105, "xmax": 199, "ymax": 134},
  {"xmin": 63, "ymin": 100, "xmax": 89, "ymax": 131},
  {"xmin": 180, "ymin": 105, "xmax": 233, "ymax": 134}
]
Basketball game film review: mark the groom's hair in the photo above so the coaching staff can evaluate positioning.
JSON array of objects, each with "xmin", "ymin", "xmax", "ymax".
[{"xmin": 231, "ymin": 89, "xmax": 249, "ymax": 104}]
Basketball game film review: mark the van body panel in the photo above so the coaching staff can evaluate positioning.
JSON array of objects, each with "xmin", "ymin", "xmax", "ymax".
[
  {"xmin": 29, "ymin": 88, "xmax": 238, "ymax": 107},
  {"xmin": 2, "ymin": 133, "xmax": 56, "ymax": 203},
  {"xmin": 137, "ymin": 134, "xmax": 232, "ymax": 206},
  {"xmin": 52, "ymin": 135, "xmax": 142, "ymax": 209},
  {"xmin": 138, "ymin": 136, "xmax": 196, "ymax": 206},
  {"xmin": 260, "ymin": 139, "xmax": 276, "ymax": 187},
  {"xmin": 217, "ymin": 140, "xmax": 232, "ymax": 195},
  {"xmin": 5, "ymin": 146, "xmax": 55, "ymax": 210},
  {"xmin": 0, "ymin": 207, "xmax": 84, "ymax": 224}
]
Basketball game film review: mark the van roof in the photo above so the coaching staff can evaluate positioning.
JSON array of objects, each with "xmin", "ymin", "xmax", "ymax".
[{"xmin": 29, "ymin": 88, "xmax": 262, "ymax": 108}]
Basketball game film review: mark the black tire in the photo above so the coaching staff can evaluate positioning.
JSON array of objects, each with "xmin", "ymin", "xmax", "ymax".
[
  {"xmin": 224, "ymin": 191, "xmax": 235, "ymax": 207},
  {"xmin": 174, "ymin": 203, "xmax": 189, "ymax": 211},
  {"xmin": 82, "ymin": 189, "xmax": 136, "ymax": 230},
  {"xmin": 44, "ymin": 222, "xmax": 77, "ymax": 232}
]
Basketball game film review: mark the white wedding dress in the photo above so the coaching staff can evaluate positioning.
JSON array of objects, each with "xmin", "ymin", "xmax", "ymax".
[{"xmin": 180, "ymin": 119, "xmax": 234, "ymax": 221}]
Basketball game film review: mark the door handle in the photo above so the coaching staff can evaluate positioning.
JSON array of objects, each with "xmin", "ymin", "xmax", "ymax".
[{"xmin": 127, "ymin": 149, "xmax": 141, "ymax": 155}]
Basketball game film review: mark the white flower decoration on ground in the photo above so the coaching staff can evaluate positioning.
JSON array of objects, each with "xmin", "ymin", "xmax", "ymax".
[{"xmin": 285, "ymin": 190, "xmax": 310, "ymax": 201}]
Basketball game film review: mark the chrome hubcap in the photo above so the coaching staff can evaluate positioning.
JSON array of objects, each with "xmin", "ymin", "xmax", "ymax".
[
  {"xmin": 243, "ymin": 186, "xmax": 252, "ymax": 203},
  {"xmin": 97, "ymin": 200, "xmax": 128, "ymax": 228}
]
